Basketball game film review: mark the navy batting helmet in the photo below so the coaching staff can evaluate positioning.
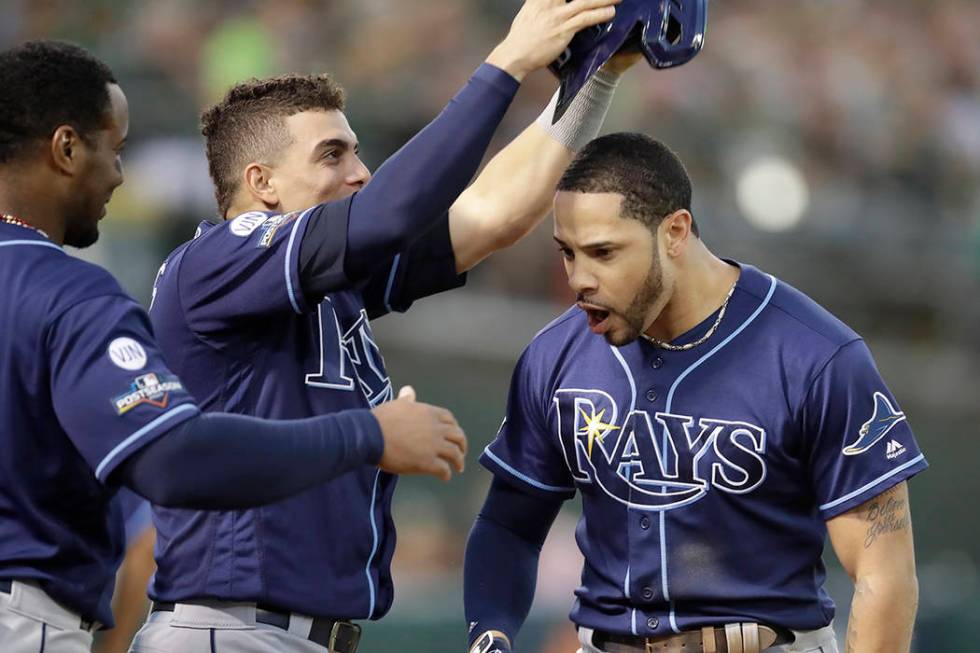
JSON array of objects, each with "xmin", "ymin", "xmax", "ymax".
[{"xmin": 549, "ymin": 0, "xmax": 708, "ymax": 121}]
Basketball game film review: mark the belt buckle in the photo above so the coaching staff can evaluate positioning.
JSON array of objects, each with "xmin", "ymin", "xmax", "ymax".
[{"xmin": 329, "ymin": 620, "xmax": 362, "ymax": 653}]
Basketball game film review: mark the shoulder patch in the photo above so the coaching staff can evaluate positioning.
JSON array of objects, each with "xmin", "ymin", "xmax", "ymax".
[
  {"xmin": 257, "ymin": 211, "xmax": 301, "ymax": 248},
  {"xmin": 229, "ymin": 211, "xmax": 269, "ymax": 237},
  {"xmin": 108, "ymin": 337, "xmax": 147, "ymax": 371},
  {"xmin": 842, "ymin": 391, "xmax": 906, "ymax": 456}
]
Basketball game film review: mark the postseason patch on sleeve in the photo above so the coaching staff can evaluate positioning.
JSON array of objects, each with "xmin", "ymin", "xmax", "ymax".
[{"xmin": 112, "ymin": 372, "xmax": 185, "ymax": 415}]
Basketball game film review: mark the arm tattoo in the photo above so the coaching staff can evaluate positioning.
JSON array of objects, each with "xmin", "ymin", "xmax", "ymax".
[{"xmin": 862, "ymin": 485, "xmax": 910, "ymax": 549}]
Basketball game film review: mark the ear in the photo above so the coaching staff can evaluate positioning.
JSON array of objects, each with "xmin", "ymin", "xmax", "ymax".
[
  {"xmin": 241, "ymin": 162, "xmax": 280, "ymax": 210},
  {"xmin": 661, "ymin": 209, "xmax": 694, "ymax": 259},
  {"xmin": 50, "ymin": 125, "xmax": 82, "ymax": 175}
]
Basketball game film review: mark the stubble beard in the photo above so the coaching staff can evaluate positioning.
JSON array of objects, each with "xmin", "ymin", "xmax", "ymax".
[{"xmin": 604, "ymin": 251, "xmax": 664, "ymax": 347}]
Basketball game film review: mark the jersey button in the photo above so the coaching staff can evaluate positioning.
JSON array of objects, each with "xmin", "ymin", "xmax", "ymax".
[
  {"xmin": 647, "ymin": 617, "xmax": 660, "ymax": 630},
  {"xmin": 652, "ymin": 357, "xmax": 664, "ymax": 369},
  {"xmin": 642, "ymin": 587, "xmax": 654, "ymax": 600},
  {"xmin": 639, "ymin": 516, "xmax": 651, "ymax": 529},
  {"xmin": 646, "ymin": 389, "xmax": 658, "ymax": 402}
]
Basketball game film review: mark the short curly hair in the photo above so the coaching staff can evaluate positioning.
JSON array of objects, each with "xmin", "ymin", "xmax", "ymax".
[
  {"xmin": 0, "ymin": 40, "xmax": 117, "ymax": 164},
  {"xmin": 201, "ymin": 74, "xmax": 346, "ymax": 215},
  {"xmin": 557, "ymin": 133, "xmax": 699, "ymax": 237}
]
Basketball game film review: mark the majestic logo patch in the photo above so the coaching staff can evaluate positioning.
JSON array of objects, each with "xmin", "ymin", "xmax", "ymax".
[
  {"xmin": 555, "ymin": 389, "xmax": 767, "ymax": 511},
  {"xmin": 108, "ymin": 337, "xmax": 147, "ymax": 371},
  {"xmin": 112, "ymin": 372, "xmax": 184, "ymax": 415},
  {"xmin": 843, "ymin": 392, "xmax": 906, "ymax": 456},
  {"xmin": 229, "ymin": 211, "xmax": 268, "ymax": 237},
  {"xmin": 885, "ymin": 439, "xmax": 907, "ymax": 460}
]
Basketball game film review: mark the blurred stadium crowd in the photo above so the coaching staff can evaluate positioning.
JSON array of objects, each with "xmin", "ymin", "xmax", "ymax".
[{"xmin": 2, "ymin": 1, "xmax": 978, "ymax": 650}]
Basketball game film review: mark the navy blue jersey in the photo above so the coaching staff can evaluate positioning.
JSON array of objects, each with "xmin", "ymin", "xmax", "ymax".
[
  {"xmin": 0, "ymin": 223, "xmax": 199, "ymax": 626},
  {"xmin": 481, "ymin": 262, "xmax": 926, "ymax": 636},
  {"xmin": 148, "ymin": 203, "xmax": 464, "ymax": 618}
]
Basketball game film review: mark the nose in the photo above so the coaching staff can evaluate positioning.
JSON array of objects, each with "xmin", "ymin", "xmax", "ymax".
[
  {"xmin": 348, "ymin": 155, "xmax": 371, "ymax": 189},
  {"xmin": 566, "ymin": 260, "xmax": 598, "ymax": 296},
  {"xmin": 112, "ymin": 156, "xmax": 125, "ymax": 189}
]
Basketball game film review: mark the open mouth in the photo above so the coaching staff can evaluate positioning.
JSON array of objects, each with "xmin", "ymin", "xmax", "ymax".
[{"xmin": 579, "ymin": 304, "xmax": 612, "ymax": 335}]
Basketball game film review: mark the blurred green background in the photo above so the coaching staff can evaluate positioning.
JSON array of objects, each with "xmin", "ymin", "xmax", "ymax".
[{"xmin": 3, "ymin": 0, "xmax": 977, "ymax": 650}]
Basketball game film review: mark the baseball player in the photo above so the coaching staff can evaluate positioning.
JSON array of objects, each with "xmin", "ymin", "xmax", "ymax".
[
  {"xmin": 133, "ymin": 2, "xmax": 641, "ymax": 651},
  {"xmin": 0, "ymin": 40, "xmax": 469, "ymax": 653},
  {"xmin": 464, "ymin": 133, "xmax": 926, "ymax": 653}
]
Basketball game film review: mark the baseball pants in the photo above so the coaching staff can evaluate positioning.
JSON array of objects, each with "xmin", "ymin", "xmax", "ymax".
[
  {"xmin": 576, "ymin": 624, "xmax": 840, "ymax": 653},
  {"xmin": 127, "ymin": 601, "xmax": 328, "ymax": 653},
  {"xmin": 0, "ymin": 580, "xmax": 96, "ymax": 653}
]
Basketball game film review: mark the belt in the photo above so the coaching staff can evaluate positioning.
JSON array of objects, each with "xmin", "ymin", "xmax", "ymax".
[
  {"xmin": 0, "ymin": 578, "xmax": 99, "ymax": 632},
  {"xmin": 593, "ymin": 623, "xmax": 792, "ymax": 653},
  {"xmin": 151, "ymin": 601, "xmax": 361, "ymax": 652}
]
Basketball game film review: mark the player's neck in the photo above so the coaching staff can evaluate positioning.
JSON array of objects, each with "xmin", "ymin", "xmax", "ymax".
[
  {"xmin": 645, "ymin": 245, "xmax": 739, "ymax": 343},
  {"xmin": 0, "ymin": 175, "xmax": 66, "ymax": 244},
  {"xmin": 224, "ymin": 198, "xmax": 279, "ymax": 221}
]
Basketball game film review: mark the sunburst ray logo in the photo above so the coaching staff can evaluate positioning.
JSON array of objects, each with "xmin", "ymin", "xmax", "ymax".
[{"xmin": 578, "ymin": 407, "xmax": 620, "ymax": 458}]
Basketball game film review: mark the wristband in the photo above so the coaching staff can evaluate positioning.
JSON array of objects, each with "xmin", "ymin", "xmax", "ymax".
[{"xmin": 536, "ymin": 67, "xmax": 621, "ymax": 151}]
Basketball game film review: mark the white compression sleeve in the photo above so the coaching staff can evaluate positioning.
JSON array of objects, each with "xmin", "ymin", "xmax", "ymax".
[{"xmin": 536, "ymin": 68, "xmax": 621, "ymax": 151}]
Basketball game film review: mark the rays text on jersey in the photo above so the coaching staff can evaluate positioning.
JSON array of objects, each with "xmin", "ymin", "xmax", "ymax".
[{"xmin": 555, "ymin": 389, "xmax": 767, "ymax": 510}]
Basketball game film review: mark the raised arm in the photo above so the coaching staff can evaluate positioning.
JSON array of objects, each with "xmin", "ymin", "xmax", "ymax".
[
  {"xmin": 338, "ymin": 0, "xmax": 622, "ymax": 283},
  {"xmin": 464, "ymin": 477, "xmax": 564, "ymax": 653},
  {"xmin": 826, "ymin": 481, "xmax": 919, "ymax": 653},
  {"xmin": 449, "ymin": 53, "xmax": 642, "ymax": 273}
]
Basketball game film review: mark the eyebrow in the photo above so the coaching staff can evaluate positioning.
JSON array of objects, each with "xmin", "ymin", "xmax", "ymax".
[
  {"xmin": 553, "ymin": 236, "xmax": 617, "ymax": 250},
  {"xmin": 311, "ymin": 138, "xmax": 358, "ymax": 160}
]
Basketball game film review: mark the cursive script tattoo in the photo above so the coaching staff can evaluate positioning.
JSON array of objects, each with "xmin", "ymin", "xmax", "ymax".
[{"xmin": 863, "ymin": 488, "xmax": 909, "ymax": 549}]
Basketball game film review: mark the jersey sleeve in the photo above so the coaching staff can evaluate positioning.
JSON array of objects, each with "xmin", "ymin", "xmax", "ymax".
[
  {"xmin": 359, "ymin": 214, "xmax": 465, "ymax": 319},
  {"xmin": 47, "ymin": 294, "xmax": 200, "ymax": 484},
  {"xmin": 802, "ymin": 339, "xmax": 927, "ymax": 519},
  {"xmin": 480, "ymin": 348, "xmax": 577, "ymax": 500},
  {"xmin": 180, "ymin": 204, "xmax": 347, "ymax": 335}
]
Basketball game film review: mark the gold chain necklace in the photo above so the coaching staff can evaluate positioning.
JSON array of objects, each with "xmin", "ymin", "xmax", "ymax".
[
  {"xmin": 641, "ymin": 279, "xmax": 738, "ymax": 351},
  {"xmin": 1, "ymin": 213, "xmax": 50, "ymax": 239}
]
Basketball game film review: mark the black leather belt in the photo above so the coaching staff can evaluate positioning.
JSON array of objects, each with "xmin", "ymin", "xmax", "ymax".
[
  {"xmin": 151, "ymin": 601, "xmax": 361, "ymax": 652},
  {"xmin": 0, "ymin": 578, "xmax": 99, "ymax": 631}
]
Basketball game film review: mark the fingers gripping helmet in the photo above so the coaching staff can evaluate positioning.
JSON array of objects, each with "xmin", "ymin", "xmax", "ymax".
[{"xmin": 549, "ymin": 0, "xmax": 708, "ymax": 122}]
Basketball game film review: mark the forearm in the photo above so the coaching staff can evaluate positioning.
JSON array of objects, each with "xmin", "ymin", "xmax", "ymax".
[
  {"xmin": 343, "ymin": 65, "xmax": 519, "ymax": 281},
  {"xmin": 116, "ymin": 409, "xmax": 383, "ymax": 509},
  {"xmin": 451, "ymin": 124, "xmax": 573, "ymax": 273},
  {"xmin": 464, "ymin": 514, "xmax": 540, "ymax": 647},
  {"xmin": 845, "ymin": 572, "xmax": 918, "ymax": 653},
  {"xmin": 828, "ymin": 482, "xmax": 919, "ymax": 653},
  {"xmin": 464, "ymin": 477, "xmax": 563, "ymax": 648},
  {"xmin": 450, "ymin": 69, "xmax": 620, "ymax": 272}
]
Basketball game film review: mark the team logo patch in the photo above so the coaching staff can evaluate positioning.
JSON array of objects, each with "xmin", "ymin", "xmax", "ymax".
[
  {"xmin": 257, "ymin": 211, "xmax": 300, "ymax": 248},
  {"xmin": 108, "ymin": 337, "xmax": 147, "ymax": 370},
  {"xmin": 842, "ymin": 392, "xmax": 906, "ymax": 456},
  {"xmin": 112, "ymin": 372, "xmax": 184, "ymax": 415},
  {"xmin": 229, "ymin": 211, "xmax": 269, "ymax": 237},
  {"xmin": 555, "ymin": 389, "xmax": 767, "ymax": 511}
]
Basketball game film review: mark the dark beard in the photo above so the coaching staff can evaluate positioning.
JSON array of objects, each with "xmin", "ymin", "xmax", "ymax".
[{"xmin": 605, "ymin": 249, "xmax": 663, "ymax": 347}]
